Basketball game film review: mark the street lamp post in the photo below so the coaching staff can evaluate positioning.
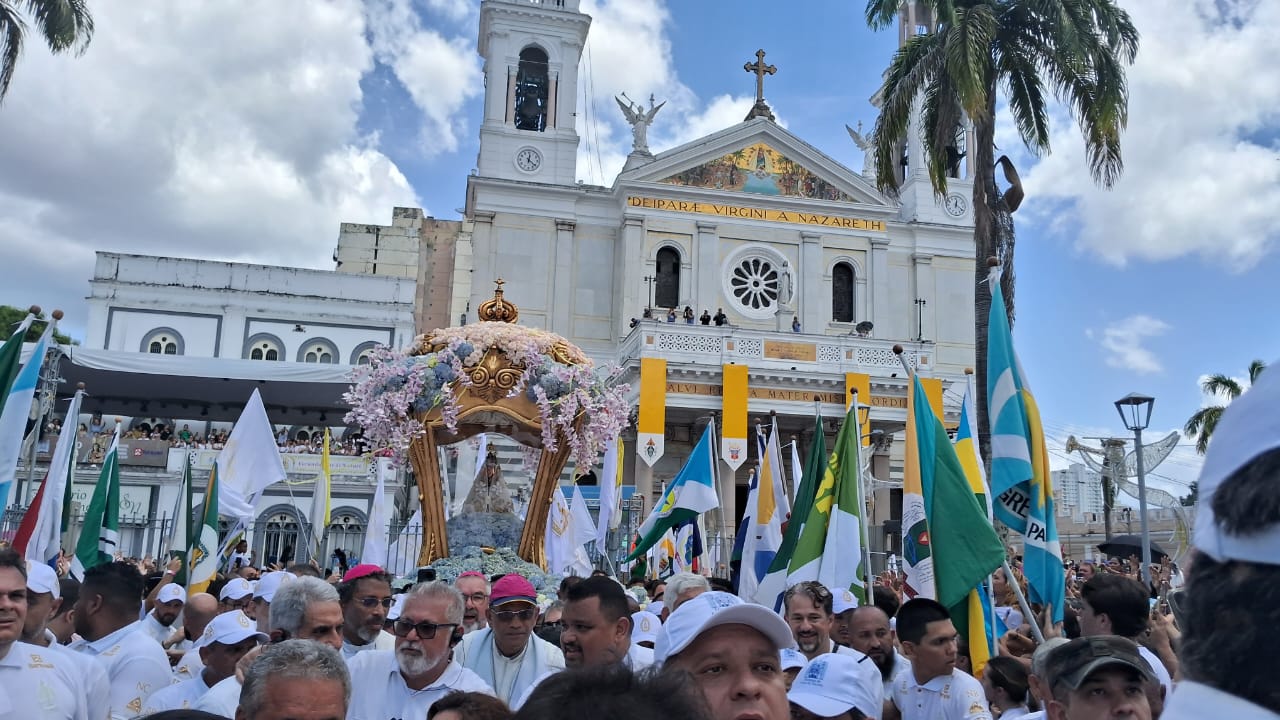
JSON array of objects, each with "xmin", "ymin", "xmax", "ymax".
[{"xmin": 1114, "ymin": 392, "xmax": 1155, "ymax": 587}]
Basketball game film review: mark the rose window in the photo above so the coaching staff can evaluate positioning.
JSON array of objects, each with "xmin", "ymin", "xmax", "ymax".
[{"xmin": 729, "ymin": 256, "xmax": 779, "ymax": 311}]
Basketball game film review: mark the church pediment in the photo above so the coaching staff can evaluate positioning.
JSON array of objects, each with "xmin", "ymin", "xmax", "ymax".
[{"xmin": 617, "ymin": 118, "xmax": 891, "ymax": 208}]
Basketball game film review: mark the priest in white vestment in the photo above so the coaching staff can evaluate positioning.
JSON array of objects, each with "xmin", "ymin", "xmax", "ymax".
[{"xmin": 454, "ymin": 573, "xmax": 564, "ymax": 705}]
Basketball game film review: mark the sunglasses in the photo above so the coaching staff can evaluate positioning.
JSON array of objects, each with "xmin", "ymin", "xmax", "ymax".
[
  {"xmin": 390, "ymin": 619, "xmax": 459, "ymax": 639},
  {"xmin": 356, "ymin": 596, "xmax": 394, "ymax": 609},
  {"xmin": 492, "ymin": 608, "xmax": 537, "ymax": 622}
]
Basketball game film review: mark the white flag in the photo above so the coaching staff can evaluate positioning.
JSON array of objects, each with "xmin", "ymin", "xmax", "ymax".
[
  {"xmin": 545, "ymin": 485, "xmax": 576, "ymax": 575},
  {"xmin": 595, "ymin": 436, "xmax": 623, "ymax": 547},
  {"xmin": 23, "ymin": 388, "xmax": 83, "ymax": 564},
  {"xmin": 361, "ymin": 466, "xmax": 390, "ymax": 568},
  {"xmin": 218, "ymin": 389, "xmax": 286, "ymax": 522}
]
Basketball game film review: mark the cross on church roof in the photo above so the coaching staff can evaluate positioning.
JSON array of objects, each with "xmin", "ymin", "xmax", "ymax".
[{"xmin": 743, "ymin": 49, "xmax": 777, "ymax": 122}]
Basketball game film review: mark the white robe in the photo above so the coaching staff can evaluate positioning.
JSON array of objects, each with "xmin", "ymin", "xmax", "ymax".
[{"xmin": 456, "ymin": 628, "xmax": 565, "ymax": 705}]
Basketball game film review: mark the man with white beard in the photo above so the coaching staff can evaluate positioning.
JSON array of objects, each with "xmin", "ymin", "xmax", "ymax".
[{"xmin": 345, "ymin": 581, "xmax": 493, "ymax": 718}]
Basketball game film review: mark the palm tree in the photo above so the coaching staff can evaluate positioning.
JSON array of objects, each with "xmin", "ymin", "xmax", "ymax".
[
  {"xmin": 1, "ymin": 0, "xmax": 93, "ymax": 103},
  {"xmin": 863, "ymin": 0, "xmax": 1138, "ymax": 459},
  {"xmin": 1185, "ymin": 360, "xmax": 1267, "ymax": 454}
]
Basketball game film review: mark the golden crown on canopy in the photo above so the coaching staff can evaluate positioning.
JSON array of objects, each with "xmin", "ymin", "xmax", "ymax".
[{"xmin": 477, "ymin": 278, "xmax": 519, "ymax": 323}]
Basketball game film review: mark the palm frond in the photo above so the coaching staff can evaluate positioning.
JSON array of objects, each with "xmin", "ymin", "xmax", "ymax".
[
  {"xmin": 943, "ymin": 4, "xmax": 997, "ymax": 118},
  {"xmin": 0, "ymin": 1, "xmax": 24, "ymax": 101},
  {"xmin": 996, "ymin": 44, "xmax": 1051, "ymax": 153},
  {"xmin": 20, "ymin": 0, "xmax": 92, "ymax": 54},
  {"xmin": 870, "ymin": 32, "xmax": 946, "ymax": 193},
  {"xmin": 1248, "ymin": 359, "xmax": 1267, "ymax": 384},
  {"xmin": 921, "ymin": 71, "xmax": 965, "ymax": 195},
  {"xmin": 1184, "ymin": 406, "xmax": 1223, "ymax": 455},
  {"xmin": 1201, "ymin": 374, "xmax": 1244, "ymax": 400}
]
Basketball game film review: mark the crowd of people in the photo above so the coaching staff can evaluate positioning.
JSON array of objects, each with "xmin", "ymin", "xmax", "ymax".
[
  {"xmin": 53, "ymin": 413, "xmax": 371, "ymax": 459},
  {"xmin": 2, "ymin": 360, "xmax": 1278, "ymax": 719}
]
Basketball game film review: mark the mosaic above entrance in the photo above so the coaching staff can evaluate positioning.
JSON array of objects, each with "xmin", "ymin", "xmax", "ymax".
[{"xmin": 658, "ymin": 143, "xmax": 854, "ymax": 202}]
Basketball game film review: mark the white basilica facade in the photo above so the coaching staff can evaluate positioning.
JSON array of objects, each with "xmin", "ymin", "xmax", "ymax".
[{"xmin": 413, "ymin": 0, "xmax": 981, "ymax": 566}]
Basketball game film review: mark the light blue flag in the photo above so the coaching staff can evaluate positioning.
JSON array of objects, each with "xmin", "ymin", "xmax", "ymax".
[
  {"xmin": 985, "ymin": 264, "xmax": 1064, "ymax": 623},
  {"xmin": 986, "ymin": 267, "xmax": 1033, "ymax": 533},
  {"xmin": 0, "ymin": 322, "xmax": 53, "ymax": 507},
  {"xmin": 624, "ymin": 422, "xmax": 719, "ymax": 562}
]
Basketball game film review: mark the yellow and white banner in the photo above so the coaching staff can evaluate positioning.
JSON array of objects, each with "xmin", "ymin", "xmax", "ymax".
[
  {"xmin": 721, "ymin": 364, "xmax": 749, "ymax": 470},
  {"xmin": 845, "ymin": 372, "xmax": 872, "ymax": 446},
  {"xmin": 637, "ymin": 358, "xmax": 667, "ymax": 467}
]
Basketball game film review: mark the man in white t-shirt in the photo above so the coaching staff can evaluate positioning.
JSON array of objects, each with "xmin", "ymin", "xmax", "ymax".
[
  {"xmin": 142, "ymin": 610, "xmax": 265, "ymax": 714},
  {"xmin": 0, "ymin": 551, "xmax": 96, "ymax": 720},
  {"xmin": 69, "ymin": 561, "xmax": 172, "ymax": 719},
  {"xmin": 1078, "ymin": 574, "xmax": 1174, "ymax": 693},
  {"xmin": 783, "ymin": 581, "xmax": 884, "ymax": 718},
  {"xmin": 169, "ymin": 593, "xmax": 219, "ymax": 681},
  {"xmin": 236, "ymin": 639, "xmax": 350, "ymax": 720},
  {"xmin": 845, "ymin": 605, "xmax": 911, "ymax": 713},
  {"xmin": 345, "ymin": 580, "xmax": 493, "ymax": 719},
  {"xmin": 889, "ymin": 598, "xmax": 993, "ymax": 720},
  {"xmin": 337, "ymin": 564, "xmax": 397, "ymax": 659},
  {"xmin": 194, "ymin": 576, "xmax": 345, "ymax": 717},
  {"xmin": 789, "ymin": 652, "xmax": 883, "ymax": 720},
  {"xmin": 141, "ymin": 583, "xmax": 185, "ymax": 644}
]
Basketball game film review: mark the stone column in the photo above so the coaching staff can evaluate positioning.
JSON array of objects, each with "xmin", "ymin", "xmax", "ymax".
[
  {"xmin": 552, "ymin": 219, "xmax": 575, "ymax": 334},
  {"xmin": 869, "ymin": 237, "xmax": 890, "ymax": 330},
  {"xmin": 620, "ymin": 214, "xmax": 645, "ymax": 333},
  {"xmin": 800, "ymin": 231, "xmax": 823, "ymax": 333},
  {"xmin": 471, "ymin": 211, "xmax": 496, "ymax": 321},
  {"xmin": 912, "ymin": 252, "xmax": 934, "ymax": 341},
  {"xmin": 634, "ymin": 457, "xmax": 654, "ymax": 518},
  {"xmin": 695, "ymin": 221, "xmax": 718, "ymax": 318},
  {"xmin": 717, "ymin": 460, "xmax": 738, "ymax": 577}
]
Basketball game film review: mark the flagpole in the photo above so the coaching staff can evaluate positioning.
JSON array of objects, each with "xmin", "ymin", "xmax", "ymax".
[
  {"xmin": 707, "ymin": 414, "xmax": 724, "ymax": 578},
  {"xmin": 851, "ymin": 389, "xmax": 875, "ymax": 603},
  {"xmin": 968, "ymin": 369, "xmax": 1001, "ymax": 658}
]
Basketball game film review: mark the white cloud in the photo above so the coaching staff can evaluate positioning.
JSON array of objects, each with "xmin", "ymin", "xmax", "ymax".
[
  {"xmin": 1090, "ymin": 314, "xmax": 1171, "ymax": 374},
  {"xmin": 364, "ymin": 0, "xmax": 482, "ymax": 156},
  {"xmin": 1019, "ymin": 0, "xmax": 1280, "ymax": 269},
  {"xmin": 0, "ymin": 0, "xmax": 419, "ymax": 336}
]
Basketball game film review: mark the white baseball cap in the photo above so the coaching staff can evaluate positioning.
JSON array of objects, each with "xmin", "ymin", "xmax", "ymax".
[
  {"xmin": 1194, "ymin": 356, "xmax": 1280, "ymax": 565},
  {"xmin": 832, "ymin": 587, "xmax": 859, "ymax": 614},
  {"xmin": 780, "ymin": 647, "xmax": 807, "ymax": 671},
  {"xmin": 788, "ymin": 653, "xmax": 881, "ymax": 719},
  {"xmin": 25, "ymin": 561, "xmax": 59, "ymax": 599},
  {"xmin": 156, "ymin": 584, "xmax": 186, "ymax": 605},
  {"xmin": 198, "ymin": 610, "xmax": 268, "ymax": 648},
  {"xmin": 654, "ymin": 591, "xmax": 796, "ymax": 664},
  {"xmin": 254, "ymin": 571, "xmax": 294, "ymax": 602},
  {"xmin": 648, "ymin": 596, "xmax": 665, "ymax": 614},
  {"xmin": 631, "ymin": 610, "xmax": 660, "ymax": 645},
  {"xmin": 219, "ymin": 577, "xmax": 254, "ymax": 601}
]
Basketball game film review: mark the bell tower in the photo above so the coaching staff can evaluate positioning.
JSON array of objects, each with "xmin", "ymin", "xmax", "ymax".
[
  {"xmin": 890, "ymin": 1, "xmax": 976, "ymax": 225},
  {"xmin": 475, "ymin": 0, "xmax": 590, "ymax": 186}
]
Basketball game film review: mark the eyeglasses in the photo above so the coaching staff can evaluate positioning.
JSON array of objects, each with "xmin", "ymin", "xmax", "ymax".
[
  {"xmin": 356, "ymin": 596, "xmax": 394, "ymax": 609},
  {"xmin": 464, "ymin": 593, "xmax": 489, "ymax": 604},
  {"xmin": 390, "ymin": 619, "xmax": 459, "ymax": 639},
  {"xmin": 492, "ymin": 608, "xmax": 537, "ymax": 622}
]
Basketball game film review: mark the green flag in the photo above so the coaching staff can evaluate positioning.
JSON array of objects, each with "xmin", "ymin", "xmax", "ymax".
[
  {"xmin": 71, "ymin": 426, "xmax": 121, "ymax": 579},
  {"xmin": 752, "ymin": 410, "xmax": 826, "ymax": 608},
  {"xmin": 188, "ymin": 463, "xmax": 221, "ymax": 595},
  {"xmin": 0, "ymin": 315, "xmax": 33, "ymax": 403},
  {"xmin": 909, "ymin": 376, "xmax": 1005, "ymax": 609},
  {"xmin": 168, "ymin": 454, "xmax": 195, "ymax": 585},
  {"xmin": 788, "ymin": 405, "xmax": 867, "ymax": 603}
]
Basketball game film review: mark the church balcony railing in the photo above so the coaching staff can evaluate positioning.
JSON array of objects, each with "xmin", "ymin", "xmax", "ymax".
[{"xmin": 616, "ymin": 320, "xmax": 925, "ymax": 377}]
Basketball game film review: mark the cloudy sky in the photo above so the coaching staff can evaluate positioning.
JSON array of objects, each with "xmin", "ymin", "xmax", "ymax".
[{"xmin": 1, "ymin": 0, "xmax": 1277, "ymax": 499}]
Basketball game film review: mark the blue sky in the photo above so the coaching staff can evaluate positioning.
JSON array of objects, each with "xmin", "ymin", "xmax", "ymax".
[{"xmin": 1, "ymin": 0, "xmax": 1276, "ymax": 497}]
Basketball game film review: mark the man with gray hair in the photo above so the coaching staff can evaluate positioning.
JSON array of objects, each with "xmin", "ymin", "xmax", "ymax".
[
  {"xmin": 663, "ymin": 572, "xmax": 710, "ymax": 616},
  {"xmin": 195, "ymin": 576, "xmax": 345, "ymax": 716},
  {"xmin": 346, "ymin": 580, "xmax": 493, "ymax": 718},
  {"xmin": 1020, "ymin": 637, "xmax": 1069, "ymax": 720},
  {"xmin": 235, "ymin": 639, "xmax": 349, "ymax": 720}
]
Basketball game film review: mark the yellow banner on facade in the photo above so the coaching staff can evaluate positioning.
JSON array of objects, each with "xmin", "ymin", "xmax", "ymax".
[
  {"xmin": 845, "ymin": 372, "xmax": 872, "ymax": 447},
  {"xmin": 920, "ymin": 377, "xmax": 945, "ymax": 423},
  {"xmin": 637, "ymin": 358, "xmax": 668, "ymax": 467},
  {"xmin": 721, "ymin": 364, "xmax": 749, "ymax": 470}
]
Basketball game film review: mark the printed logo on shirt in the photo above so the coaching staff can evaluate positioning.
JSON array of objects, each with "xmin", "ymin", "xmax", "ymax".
[{"xmin": 28, "ymin": 654, "xmax": 54, "ymax": 669}]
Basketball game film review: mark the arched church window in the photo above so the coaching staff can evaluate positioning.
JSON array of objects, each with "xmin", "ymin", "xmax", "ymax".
[
  {"xmin": 259, "ymin": 510, "xmax": 301, "ymax": 566},
  {"xmin": 514, "ymin": 47, "xmax": 550, "ymax": 132},
  {"xmin": 655, "ymin": 247, "xmax": 681, "ymax": 309},
  {"xmin": 832, "ymin": 262, "xmax": 855, "ymax": 323},
  {"xmin": 300, "ymin": 339, "xmax": 338, "ymax": 364},
  {"xmin": 141, "ymin": 328, "xmax": 183, "ymax": 355}
]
